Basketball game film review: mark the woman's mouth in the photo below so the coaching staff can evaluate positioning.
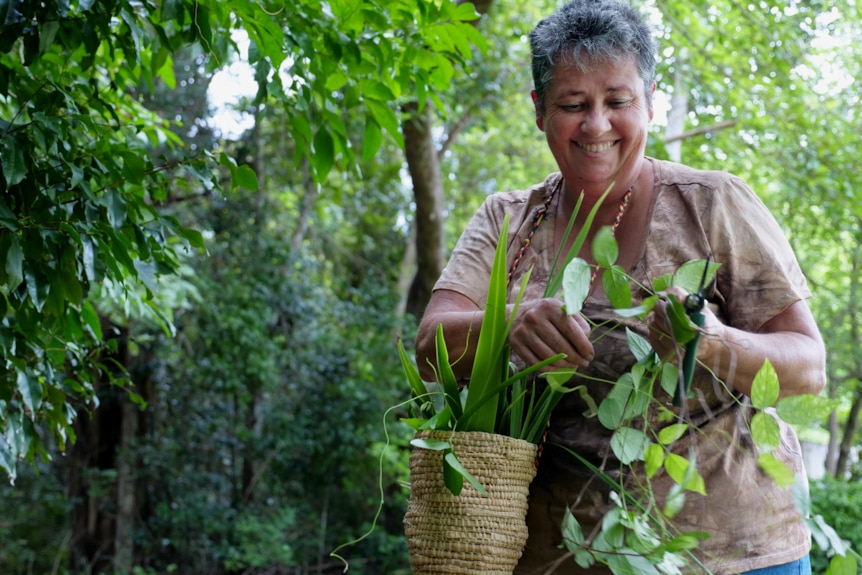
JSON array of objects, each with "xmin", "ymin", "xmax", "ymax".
[{"xmin": 578, "ymin": 141, "xmax": 618, "ymax": 153}]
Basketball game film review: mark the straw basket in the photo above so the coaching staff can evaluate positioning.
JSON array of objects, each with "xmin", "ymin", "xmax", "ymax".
[{"xmin": 404, "ymin": 429, "xmax": 538, "ymax": 575}]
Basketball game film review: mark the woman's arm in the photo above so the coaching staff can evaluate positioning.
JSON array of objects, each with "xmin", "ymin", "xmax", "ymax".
[
  {"xmin": 650, "ymin": 295, "xmax": 826, "ymax": 398},
  {"xmin": 416, "ymin": 289, "xmax": 595, "ymax": 382}
]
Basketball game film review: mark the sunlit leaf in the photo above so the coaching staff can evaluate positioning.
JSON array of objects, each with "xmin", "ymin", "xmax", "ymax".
[
  {"xmin": 776, "ymin": 394, "xmax": 837, "ymax": 425},
  {"xmin": 664, "ymin": 452, "xmax": 706, "ymax": 495},
  {"xmin": 672, "ymin": 259, "xmax": 721, "ymax": 293},
  {"xmin": 657, "ymin": 423, "xmax": 688, "ymax": 445},
  {"xmin": 750, "ymin": 359, "xmax": 779, "ymax": 410},
  {"xmin": 757, "ymin": 452, "xmax": 795, "ymax": 487},
  {"xmin": 645, "ymin": 443, "xmax": 664, "ymax": 478},
  {"xmin": 750, "ymin": 411, "xmax": 781, "ymax": 452}
]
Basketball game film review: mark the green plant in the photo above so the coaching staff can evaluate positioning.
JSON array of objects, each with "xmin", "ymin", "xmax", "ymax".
[{"xmin": 398, "ymin": 186, "xmax": 616, "ymax": 495}]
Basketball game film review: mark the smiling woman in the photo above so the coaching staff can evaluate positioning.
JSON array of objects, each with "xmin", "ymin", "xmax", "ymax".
[{"xmin": 414, "ymin": 0, "xmax": 826, "ymax": 573}]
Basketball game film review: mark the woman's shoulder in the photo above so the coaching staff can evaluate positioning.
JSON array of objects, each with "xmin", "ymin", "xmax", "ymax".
[
  {"xmin": 651, "ymin": 158, "xmax": 743, "ymax": 192},
  {"xmin": 479, "ymin": 173, "xmax": 562, "ymax": 225},
  {"xmin": 484, "ymin": 173, "xmax": 560, "ymax": 207}
]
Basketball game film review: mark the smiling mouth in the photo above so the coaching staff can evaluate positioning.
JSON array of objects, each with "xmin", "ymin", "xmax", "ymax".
[{"xmin": 578, "ymin": 141, "xmax": 618, "ymax": 153}]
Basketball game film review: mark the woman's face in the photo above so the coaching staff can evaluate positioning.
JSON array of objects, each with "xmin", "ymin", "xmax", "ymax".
[{"xmin": 534, "ymin": 55, "xmax": 654, "ymax": 195}]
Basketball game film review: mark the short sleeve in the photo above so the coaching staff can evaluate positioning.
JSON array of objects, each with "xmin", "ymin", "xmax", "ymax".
[
  {"xmin": 707, "ymin": 177, "xmax": 810, "ymax": 332},
  {"xmin": 433, "ymin": 195, "xmax": 506, "ymax": 307}
]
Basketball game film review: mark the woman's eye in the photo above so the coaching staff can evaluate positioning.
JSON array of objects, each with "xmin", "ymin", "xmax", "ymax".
[
  {"xmin": 562, "ymin": 104, "xmax": 585, "ymax": 112},
  {"xmin": 610, "ymin": 100, "xmax": 631, "ymax": 108}
]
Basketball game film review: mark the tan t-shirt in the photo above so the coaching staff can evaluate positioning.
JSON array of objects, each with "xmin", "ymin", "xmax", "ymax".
[{"xmin": 433, "ymin": 158, "xmax": 812, "ymax": 574}]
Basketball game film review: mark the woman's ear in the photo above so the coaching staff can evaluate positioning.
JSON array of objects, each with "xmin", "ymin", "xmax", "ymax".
[{"xmin": 531, "ymin": 91, "xmax": 545, "ymax": 131}]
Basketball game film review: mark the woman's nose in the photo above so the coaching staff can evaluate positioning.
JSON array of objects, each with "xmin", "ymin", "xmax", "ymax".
[{"xmin": 581, "ymin": 107, "xmax": 610, "ymax": 135}]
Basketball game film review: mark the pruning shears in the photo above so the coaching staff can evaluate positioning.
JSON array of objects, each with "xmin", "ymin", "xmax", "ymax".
[{"xmin": 674, "ymin": 257, "xmax": 711, "ymax": 406}]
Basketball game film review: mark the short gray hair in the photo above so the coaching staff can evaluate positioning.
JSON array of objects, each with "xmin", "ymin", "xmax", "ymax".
[{"xmin": 529, "ymin": 0, "xmax": 657, "ymax": 112}]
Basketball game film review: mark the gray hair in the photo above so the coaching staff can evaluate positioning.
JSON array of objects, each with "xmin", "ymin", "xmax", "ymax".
[{"xmin": 530, "ymin": 0, "xmax": 657, "ymax": 112}]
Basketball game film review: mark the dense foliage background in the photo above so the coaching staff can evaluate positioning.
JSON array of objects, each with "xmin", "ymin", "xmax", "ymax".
[{"xmin": 0, "ymin": 0, "xmax": 860, "ymax": 573}]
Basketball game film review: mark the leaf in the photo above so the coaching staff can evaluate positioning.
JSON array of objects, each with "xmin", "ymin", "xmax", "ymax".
[
  {"xmin": 359, "ymin": 78, "xmax": 396, "ymax": 101},
  {"xmin": 361, "ymin": 117, "xmax": 382, "ymax": 163},
  {"xmin": 603, "ymin": 265, "xmax": 631, "ymax": 309},
  {"xmin": 442, "ymin": 451, "xmax": 463, "ymax": 495},
  {"xmin": 672, "ymin": 259, "xmax": 721, "ymax": 293},
  {"xmin": 826, "ymin": 554, "xmax": 857, "ymax": 575},
  {"xmin": 120, "ymin": 151, "xmax": 145, "ymax": 184},
  {"xmin": 562, "ymin": 258, "xmax": 591, "ymax": 315},
  {"xmin": 0, "ymin": 435, "xmax": 14, "ymax": 480},
  {"xmin": 600, "ymin": 506, "xmax": 625, "ymax": 548},
  {"xmin": 102, "ymin": 189, "xmax": 127, "ymax": 229},
  {"xmin": 591, "ymin": 226, "xmax": 618, "ymax": 266},
  {"xmin": 776, "ymin": 394, "xmax": 837, "ymax": 425},
  {"xmin": 545, "ymin": 183, "xmax": 612, "ymax": 298},
  {"xmin": 750, "ymin": 359, "xmax": 779, "ymax": 409},
  {"xmin": 665, "ymin": 295, "xmax": 697, "ymax": 345},
  {"xmin": 657, "ymin": 423, "xmax": 688, "ymax": 445},
  {"xmin": 398, "ymin": 338, "xmax": 433, "ymax": 417},
  {"xmin": 233, "ymin": 164, "xmax": 259, "ymax": 192},
  {"xmin": 365, "ymin": 99, "xmax": 403, "ymax": 147},
  {"xmin": 663, "ymin": 483, "xmax": 685, "ymax": 519},
  {"xmin": 161, "ymin": 0, "xmax": 183, "ymax": 22},
  {"xmin": 597, "ymin": 373, "xmax": 633, "ymax": 430},
  {"xmin": 660, "ymin": 532, "xmax": 710, "ymax": 552},
  {"xmin": 610, "ymin": 426, "xmax": 648, "ymax": 464},
  {"xmin": 0, "ymin": 134, "xmax": 26, "ymax": 187},
  {"xmin": 807, "ymin": 514, "xmax": 850, "ymax": 556},
  {"xmin": 660, "ymin": 363, "xmax": 679, "ymax": 397},
  {"xmin": 435, "ymin": 324, "xmax": 463, "ymax": 420},
  {"xmin": 750, "ymin": 411, "xmax": 781, "ymax": 452},
  {"xmin": 3, "ymin": 231, "xmax": 23, "ymax": 288},
  {"xmin": 410, "ymin": 437, "xmax": 450, "ymax": 451},
  {"xmin": 16, "ymin": 371, "xmax": 42, "ymax": 415},
  {"xmin": 461, "ymin": 213, "xmax": 511, "ymax": 433},
  {"xmin": 311, "ymin": 128, "xmax": 335, "ymax": 180},
  {"xmin": 443, "ymin": 450, "xmax": 486, "ymax": 496},
  {"xmin": 157, "ymin": 53, "xmax": 176, "ymax": 89},
  {"xmin": 652, "ymin": 273, "xmax": 673, "ymax": 293},
  {"xmin": 664, "ymin": 452, "xmax": 706, "ymax": 495},
  {"xmin": 81, "ymin": 300, "xmax": 103, "ymax": 340},
  {"xmin": 644, "ymin": 443, "xmax": 664, "ymax": 478},
  {"xmin": 560, "ymin": 506, "xmax": 585, "ymax": 550},
  {"xmin": 757, "ymin": 452, "xmax": 795, "ymax": 487},
  {"xmin": 625, "ymin": 327, "xmax": 654, "ymax": 363}
]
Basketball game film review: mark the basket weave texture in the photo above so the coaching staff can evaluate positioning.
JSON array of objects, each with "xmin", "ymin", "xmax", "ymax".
[{"xmin": 404, "ymin": 429, "xmax": 538, "ymax": 575}]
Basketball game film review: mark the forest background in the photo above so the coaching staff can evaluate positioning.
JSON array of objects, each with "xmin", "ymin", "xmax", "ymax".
[{"xmin": 0, "ymin": 0, "xmax": 860, "ymax": 574}]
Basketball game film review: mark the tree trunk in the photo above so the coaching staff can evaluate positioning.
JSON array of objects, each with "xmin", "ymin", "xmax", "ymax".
[
  {"xmin": 113, "ymin": 395, "xmax": 139, "ymax": 572},
  {"xmin": 402, "ymin": 0, "xmax": 495, "ymax": 320},
  {"xmin": 68, "ymin": 320, "xmax": 130, "ymax": 573},
  {"xmin": 836, "ymin": 388, "xmax": 862, "ymax": 477},
  {"xmin": 834, "ymin": 231, "xmax": 862, "ymax": 477},
  {"xmin": 402, "ymin": 101, "xmax": 447, "ymax": 319}
]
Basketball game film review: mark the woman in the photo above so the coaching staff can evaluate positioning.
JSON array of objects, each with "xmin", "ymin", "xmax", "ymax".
[{"xmin": 415, "ymin": 0, "xmax": 826, "ymax": 574}]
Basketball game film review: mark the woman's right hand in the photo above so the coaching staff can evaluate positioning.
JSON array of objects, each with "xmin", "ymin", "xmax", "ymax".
[{"xmin": 508, "ymin": 298, "xmax": 595, "ymax": 371}]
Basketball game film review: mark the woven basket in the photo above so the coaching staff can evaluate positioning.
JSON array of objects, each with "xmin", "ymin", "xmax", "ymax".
[{"xmin": 404, "ymin": 429, "xmax": 538, "ymax": 575}]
